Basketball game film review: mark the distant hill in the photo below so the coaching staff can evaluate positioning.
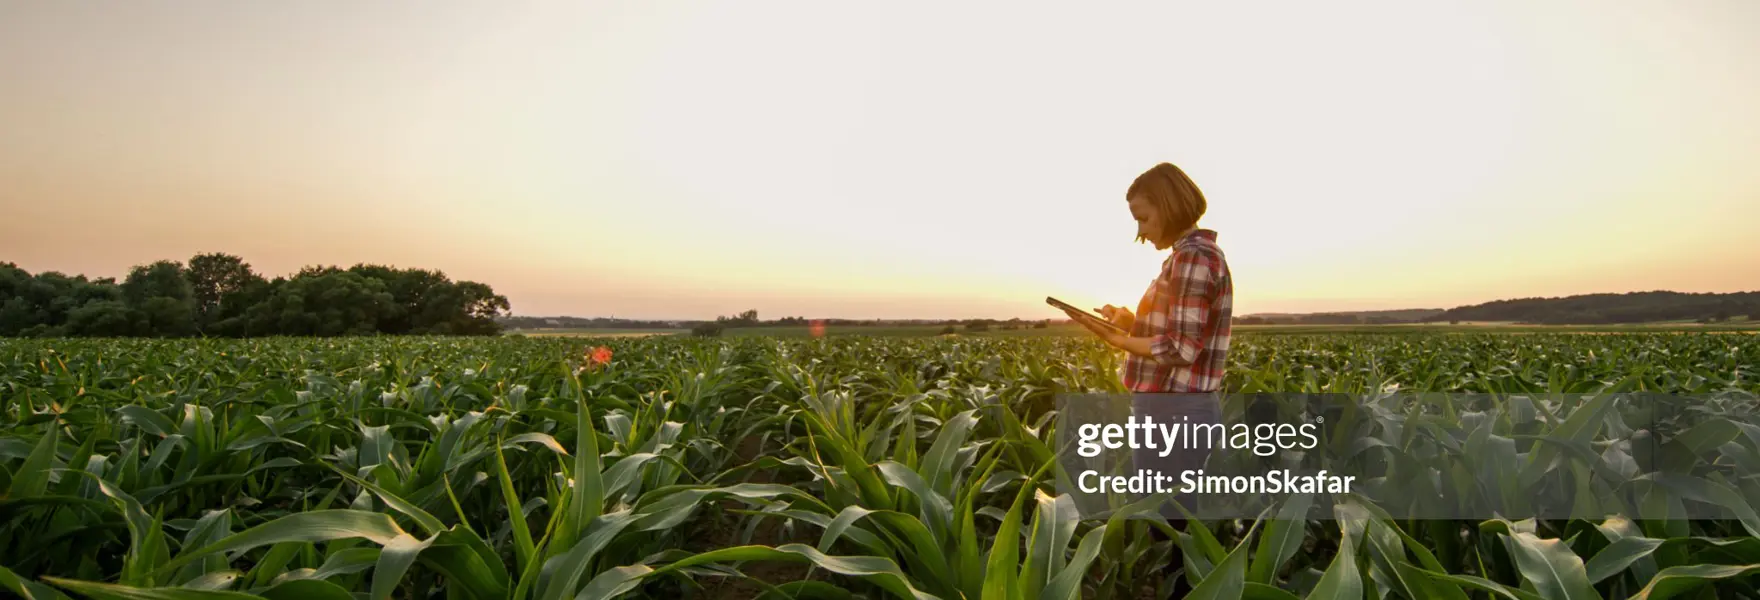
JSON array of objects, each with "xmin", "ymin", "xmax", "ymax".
[{"xmin": 1423, "ymin": 291, "xmax": 1760, "ymax": 325}]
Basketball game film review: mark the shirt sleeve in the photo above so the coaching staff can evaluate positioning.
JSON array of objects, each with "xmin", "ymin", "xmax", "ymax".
[{"xmin": 1148, "ymin": 248, "xmax": 1215, "ymax": 366}]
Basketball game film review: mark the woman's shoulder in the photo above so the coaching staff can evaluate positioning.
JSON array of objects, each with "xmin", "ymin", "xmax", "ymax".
[
  {"xmin": 1170, "ymin": 230, "xmax": 1227, "ymax": 263},
  {"xmin": 1160, "ymin": 231, "xmax": 1228, "ymax": 284}
]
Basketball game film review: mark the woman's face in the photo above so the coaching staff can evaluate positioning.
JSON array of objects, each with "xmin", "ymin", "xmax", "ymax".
[{"xmin": 1128, "ymin": 194, "xmax": 1169, "ymax": 249}]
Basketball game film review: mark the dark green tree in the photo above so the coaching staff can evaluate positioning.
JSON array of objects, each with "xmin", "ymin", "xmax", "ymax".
[
  {"xmin": 187, "ymin": 253, "xmax": 265, "ymax": 332},
  {"xmin": 248, "ymin": 271, "xmax": 394, "ymax": 336},
  {"xmin": 121, "ymin": 260, "xmax": 197, "ymax": 336},
  {"xmin": 3, "ymin": 255, "xmax": 511, "ymax": 338},
  {"xmin": 65, "ymin": 300, "xmax": 138, "ymax": 336},
  {"xmin": 0, "ymin": 264, "xmax": 40, "ymax": 335},
  {"xmin": 0, "ymin": 265, "xmax": 120, "ymax": 335}
]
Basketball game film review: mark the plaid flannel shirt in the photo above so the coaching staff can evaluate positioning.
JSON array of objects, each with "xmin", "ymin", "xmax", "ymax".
[{"xmin": 1122, "ymin": 229, "xmax": 1233, "ymax": 393}]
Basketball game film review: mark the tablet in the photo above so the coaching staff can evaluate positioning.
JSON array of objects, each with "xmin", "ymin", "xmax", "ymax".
[{"xmin": 1045, "ymin": 296, "xmax": 1127, "ymax": 334}]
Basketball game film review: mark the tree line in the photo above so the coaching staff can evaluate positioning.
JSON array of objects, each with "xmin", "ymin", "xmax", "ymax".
[
  {"xmin": 1424, "ymin": 291, "xmax": 1760, "ymax": 325},
  {"xmin": 0, "ymin": 253, "xmax": 510, "ymax": 337}
]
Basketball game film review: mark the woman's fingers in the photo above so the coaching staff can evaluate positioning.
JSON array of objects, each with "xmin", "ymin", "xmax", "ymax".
[{"xmin": 1095, "ymin": 304, "xmax": 1132, "ymax": 326}]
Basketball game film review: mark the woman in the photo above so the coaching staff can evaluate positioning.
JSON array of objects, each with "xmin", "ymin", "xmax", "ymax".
[
  {"xmin": 1060, "ymin": 161, "xmax": 1232, "ymax": 594},
  {"xmin": 1075, "ymin": 162, "xmax": 1232, "ymax": 394}
]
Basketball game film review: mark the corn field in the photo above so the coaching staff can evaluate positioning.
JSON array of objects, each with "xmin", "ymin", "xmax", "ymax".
[{"xmin": 2, "ymin": 333, "xmax": 1759, "ymax": 599}]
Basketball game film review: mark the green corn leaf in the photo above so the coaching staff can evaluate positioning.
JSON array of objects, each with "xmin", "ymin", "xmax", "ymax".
[
  {"xmin": 1099, "ymin": 494, "xmax": 1169, "ymax": 563},
  {"xmin": 918, "ymin": 409, "xmax": 978, "ymax": 499},
  {"xmin": 369, "ymin": 533, "xmax": 431, "ymax": 600},
  {"xmin": 571, "ymin": 565, "xmax": 653, "ymax": 600},
  {"xmin": 158, "ymin": 510, "xmax": 406, "ymax": 577},
  {"xmin": 1518, "ymin": 381, "xmax": 1629, "ymax": 489},
  {"xmin": 818, "ymin": 505, "xmax": 880, "ymax": 554},
  {"xmin": 1583, "ymin": 537, "xmax": 1664, "ymax": 585},
  {"xmin": 752, "ymin": 581, "xmax": 855, "ymax": 600},
  {"xmin": 86, "ymin": 476, "xmax": 171, "ymax": 586},
  {"xmin": 54, "ymin": 425, "xmax": 100, "ymax": 497},
  {"xmin": 1629, "ymin": 564, "xmax": 1760, "ymax": 600},
  {"xmin": 954, "ymin": 442, "xmax": 1007, "ymax": 599},
  {"xmin": 179, "ymin": 571, "xmax": 240, "ymax": 591},
  {"xmin": 1185, "ymin": 516, "xmax": 1260, "ymax": 600},
  {"xmin": 981, "ymin": 461, "xmax": 1052, "ymax": 600},
  {"xmin": 1407, "ymin": 567, "xmax": 1544, "ymax": 600},
  {"xmin": 1244, "ymin": 582, "xmax": 1301, "ymax": 600},
  {"xmin": 1020, "ymin": 491, "xmax": 1077, "ymax": 600},
  {"xmin": 117, "ymin": 405, "xmax": 177, "ymax": 438},
  {"xmin": 866, "ymin": 511, "xmax": 955, "ymax": 593},
  {"xmin": 1635, "ymin": 473, "xmax": 1760, "ymax": 539},
  {"xmin": 244, "ymin": 542, "xmax": 303, "ymax": 590},
  {"xmin": 44, "ymin": 577, "xmax": 264, "ymax": 600},
  {"xmin": 650, "ymin": 544, "xmax": 940, "ymax": 600},
  {"xmin": 1250, "ymin": 493, "xmax": 1314, "ymax": 585},
  {"xmin": 173, "ymin": 510, "xmax": 235, "ymax": 584},
  {"xmin": 1, "ymin": 563, "xmax": 72, "ymax": 600},
  {"xmin": 503, "ymin": 432, "xmax": 570, "ymax": 456},
  {"xmin": 322, "ymin": 463, "xmax": 444, "ymax": 535},
  {"xmin": 558, "ymin": 389, "xmax": 604, "ymax": 553},
  {"xmin": 494, "ymin": 439, "xmax": 537, "ymax": 572},
  {"xmin": 1305, "ymin": 522, "xmax": 1361, "ymax": 600},
  {"xmin": 414, "ymin": 528, "xmax": 510, "ymax": 600},
  {"xmin": 306, "ymin": 548, "xmax": 380, "ymax": 581},
  {"xmin": 1502, "ymin": 532, "xmax": 1600, "ymax": 600},
  {"xmin": 257, "ymin": 579, "xmax": 353, "ymax": 600},
  {"xmin": 875, "ymin": 461, "xmax": 955, "ymax": 542},
  {"xmin": 537, "ymin": 511, "xmax": 638, "ymax": 600},
  {"xmin": 10, "ymin": 421, "xmax": 59, "ymax": 499},
  {"xmin": 1041, "ymin": 524, "xmax": 1107, "ymax": 600}
]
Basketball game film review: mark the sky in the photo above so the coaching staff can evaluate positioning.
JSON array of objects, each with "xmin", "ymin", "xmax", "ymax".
[{"xmin": 2, "ymin": 1, "xmax": 1757, "ymax": 320}]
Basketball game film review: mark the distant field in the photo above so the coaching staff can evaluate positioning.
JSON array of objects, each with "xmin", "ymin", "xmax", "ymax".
[
  {"xmin": 509, "ymin": 328, "xmax": 686, "ymax": 337},
  {"xmin": 1236, "ymin": 319, "xmax": 1760, "ymax": 335},
  {"xmin": 1196, "ymin": 321, "xmax": 1757, "ymax": 335},
  {"xmin": 509, "ymin": 319, "xmax": 1760, "ymax": 339},
  {"xmin": 723, "ymin": 324, "xmax": 1089, "ymax": 338},
  {"xmin": 504, "ymin": 324, "xmax": 1087, "ymax": 338}
]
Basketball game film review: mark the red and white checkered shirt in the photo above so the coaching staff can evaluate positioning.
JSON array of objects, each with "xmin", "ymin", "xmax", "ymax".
[{"xmin": 1122, "ymin": 229, "xmax": 1233, "ymax": 393}]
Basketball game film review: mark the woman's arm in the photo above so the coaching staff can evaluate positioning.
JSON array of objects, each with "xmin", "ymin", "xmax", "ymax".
[
  {"xmin": 1060, "ymin": 309, "xmax": 1168, "ymax": 359},
  {"xmin": 1067, "ymin": 247, "xmax": 1218, "ymax": 365},
  {"xmin": 1110, "ymin": 333, "xmax": 1160, "ymax": 358}
]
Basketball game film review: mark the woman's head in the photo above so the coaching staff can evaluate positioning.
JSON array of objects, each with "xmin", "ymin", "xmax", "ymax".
[{"xmin": 1126, "ymin": 162, "xmax": 1207, "ymax": 249}]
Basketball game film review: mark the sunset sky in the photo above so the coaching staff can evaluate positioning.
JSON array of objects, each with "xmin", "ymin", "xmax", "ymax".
[{"xmin": 3, "ymin": 2, "xmax": 1757, "ymax": 320}]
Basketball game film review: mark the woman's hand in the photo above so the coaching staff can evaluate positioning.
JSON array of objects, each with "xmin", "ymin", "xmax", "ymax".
[
  {"xmin": 1097, "ymin": 304, "xmax": 1135, "ymax": 330},
  {"xmin": 1061, "ymin": 306, "xmax": 1125, "ymax": 345},
  {"xmin": 1062, "ymin": 306, "xmax": 1157, "ymax": 357}
]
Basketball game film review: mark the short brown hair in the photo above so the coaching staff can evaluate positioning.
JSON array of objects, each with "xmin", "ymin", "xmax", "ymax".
[{"xmin": 1127, "ymin": 162, "xmax": 1207, "ymax": 243}]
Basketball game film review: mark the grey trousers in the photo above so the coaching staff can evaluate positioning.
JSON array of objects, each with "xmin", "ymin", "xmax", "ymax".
[{"xmin": 1130, "ymin": 392, "xmax": 1223, "ymax": 520}]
